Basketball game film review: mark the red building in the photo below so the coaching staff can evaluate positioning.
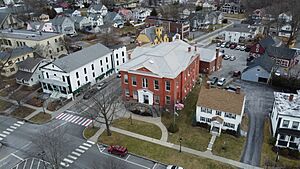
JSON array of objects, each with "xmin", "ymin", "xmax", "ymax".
[
  {"xmin": 119, "ymin": 40, "xmax": 199, "ymax": 108},
  {"xmin": 199, "ymin": 48, "xmax": 222, "ymax": 74},
  {"xmin": 249, "ymin": 35, "xmax": 275, "ymax": 57}
]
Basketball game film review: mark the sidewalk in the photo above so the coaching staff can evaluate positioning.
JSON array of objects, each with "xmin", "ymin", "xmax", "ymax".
[{"xmin": 110, "ymin": 127, "xmax": 262, "ymax": 169}]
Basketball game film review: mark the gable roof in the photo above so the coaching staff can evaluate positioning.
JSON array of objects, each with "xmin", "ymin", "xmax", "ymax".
[
  {"xmin": 197, "ymin": 87, "xmax": 245, "ymax": 115},
  {"xmin": 0, "ymin": 46, "xmax": 34, "ymax": 61},
  {"xmin": 88, "ymin": 3, "xmax": 105, "ymax": 11},
  {"xmin": 51, "ymin": 16, "xmax": 73, "ymax": 26},
  {"xmin": 119, "ymin": 40, "xmax": 199, "ymax": 78},
  {"xmin": 266, "ymin": 46, "xmax": 297, "ymax": 60},
  {"xmin": 245, "ymin": 53, "xmax": 275, "ymax": 73},
  {"xmin": 51, "ymin": 43, "xmax": 111, "ymax": 73},
  {"xmin": 259, "ymin": 35, "xmax": 275, "ymax": 48},
  {"xmin": 0, "ymin": 13, "xmax": 8, "ymax": 26},
  {"xmin": 199, "ymin": 48, "xmax": 216, "ymax": 62},
  {"xmin": 0, "ymin": 29, "xmax": 63, "ymax": 40},
  {"xmin": 18, "ymin": 57, "xmax": 44, "ymax": 70},
  {"xmin": 104, "ymin": 12, "xmax": 121, "ymax": 22}
]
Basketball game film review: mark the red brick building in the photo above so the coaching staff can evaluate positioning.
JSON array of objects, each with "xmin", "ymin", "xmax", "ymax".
[
  {"xmin": 199, "ymin": 48, "xmax": 222, "ymax": 74},
  {"xmin": 119, "ymin": 40, "xmax": 199, "ymax": 108}
]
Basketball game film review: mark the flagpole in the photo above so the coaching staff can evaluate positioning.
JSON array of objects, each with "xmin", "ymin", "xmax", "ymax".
[{"xmin": 173, "ymin": 101, "xmax": 176, "ymax": 127}]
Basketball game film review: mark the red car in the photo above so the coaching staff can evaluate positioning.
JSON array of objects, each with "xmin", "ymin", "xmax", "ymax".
[
  {"xmin": 108, "ymin": 145, "xmax": 128, "ymax": 157},
  {"xmin": 230, "ymin": 43, "xmax": 237, "ymax": 49}
]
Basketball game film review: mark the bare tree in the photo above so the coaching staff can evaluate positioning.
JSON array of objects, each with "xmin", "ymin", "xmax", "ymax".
[
  {"xmin": 98, "ymin": 27, "xmax": 121, "ymax": 47},
  {"xmin": 31, "ymin": 127, "xmax": 68, "ymax": 169},
  {"xmin": 80, "ymin": 88, "xmax": 123, "ymax": 136},
  {"xmin": 159, "ymin": 4, "xmax": 180, "ymax": 20},
  {"xmin": 0, "ymin": 49, "xmax": 13, "ymax": 88}
]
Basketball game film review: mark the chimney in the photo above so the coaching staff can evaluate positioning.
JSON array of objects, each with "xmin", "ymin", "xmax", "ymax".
[
  {"xmin": 216, "ymin": 48, "xmax": 220, "ymax": 58},
  {"xmin": 289, "ymin": 94, "xmax": 294, "ymax": 102},
  {"xmin": 215, "ymin": 48, "xmax": 221, "ymax": 70},
  {"xmin": 188, "ymin": 47, "xmax": 191, "ymax": 52},
  {"xmin": 206, "ymin": 81, "xmax": 211, "ymax": 89},
  {"xmin": 128, "ymin": 53, "xmax": 131, "ymax": 60},
  {"xmin": 236, "ymin": 86, "xmax": 241, "ymax": 94},
  {"xmin": 194, "ymin": 46, "xmax": 197, "ymax": 51}
]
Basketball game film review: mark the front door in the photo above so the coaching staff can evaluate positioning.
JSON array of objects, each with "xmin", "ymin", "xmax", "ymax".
[{"xmin": 143, "ymin": 95, "xmax": 149, "ymax": 104}]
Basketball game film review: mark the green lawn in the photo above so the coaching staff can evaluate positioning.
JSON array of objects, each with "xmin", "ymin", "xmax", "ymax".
[
  {"xmin": 84, "ymin": 127, "xmax": 100, "ymax": 139},
  {"xmin": 161, "ymin": 85, "xmax": 211, "ymax": 152},
  {"xmin": 11, "ymin": 106, "xmax": 35, "ymax": 119},
  {"xmin": 29, "ymin": 112, "xmax": 51, "ymax": 124},
  {"xmin": 99, "ymin": 131, "xmax": 234, "ymax": 169},
  {"xmin": 112, "ymin": 118, "xmax": 162, "ymax": 140},
  {"xmin": 261, "ymin": 119, "xmax": 300, "ymax": 168},
  {"xmin": 0, "ymin": 100, "xmax": 12, "ymax": 111}
]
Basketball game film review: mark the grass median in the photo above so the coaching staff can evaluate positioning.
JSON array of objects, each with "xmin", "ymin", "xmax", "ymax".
[
  {"xmin": 84, "ymin": 127, "xmax": 100, "ymax": 139},
  {"xmin": 29, "ymin": 112, "xmax": 51, "ymax": 124},
  {"xmin": 11, "ymin": 106, "xmax": 35, "ymax": 119},
  {"xmin": 99, "ymin": 131, "xmax": 234, "ymax": 169},
  {"xmin": 0, "ymin": 100, "xmax": 12, "ymax": 111},
  {"xmin": 112, "ymin": 118, "xmax": 162, "ymax": 140}
]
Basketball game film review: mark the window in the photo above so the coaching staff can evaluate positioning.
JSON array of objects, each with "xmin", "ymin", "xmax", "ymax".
[
  {"xmin": 224, "ymin": 122, "xmax": 235, "ymax": 129},
  {"xmin": 290, "ymin": 136, "xmax": 295, "ymax": 142},
  {"xmin": 206, "ymin": 118, "xmax": 211, "ymax": 123},
  {"xmin": 200, "ymin": 116, "xmax": 205, "ymax": 122},
  {"xmin": 282, "ymin": 120, "xmax": 289, "ymax": 128},
  {"xmin": 279, "ymin": 134, "xmax": 285, "ymax": 140},
  {"xmin": 142, "ymin": 78, "xmax": 148, "ymax": 88},
  {"xmin": 225, "ymin": 112, "xmax": 236, "ymax": 119},
  {"xmin": 133, "ymin": 90, "xmax": 138, "ymax": 99},
  {"xmin": 100, "ymin": 60, "xmax": 103, "ymax": 66},
  {"xmin": 122, "ymin": 58, "xmax": 125, "ymax": 63},
  {"xmin": 76, "ymin": 72, "xmax": 79, "ymax": 78},
  {"xmin": 10, "ymin": 68, "xmax": 15, "ymax": 72},
  {"xmin": 116, "ymin": 60, "xmax": 119, "ymax": 66},
  {"xmin": 61, "ymin": 46, "xmax": 64, "ymax": 51},
  {"xmin": 56, "ymin": 48, "xmax": 59, "ymax": 52},
  {"xmin": 206, "ymin": 108, "xmax": 212, "ymax": 114},
  {"xmin": 22, "ymin": 56, "xmax": 25, "ymax": 60},
  {"xmin": 154, "ymin": 80, "xmax": 159, "ymax": 90},
  {"xmin": 91, "ymin": 64, "xmax": 94, "ymax": 70},
  {"xmin": 154, "ymin": 95, "xmax": 160, "ymax": 104},
  {"xmin": 101, "ymin": 68, "xmax": 104, "ymax": 72},
  {"xmin": 85, "ymin": 76, "xmax": 88, "ymax": 82},
  {"xmin": 165, "ymin": 96, "xmax": 171, "ymax": 105},
  {"xmin": 124, "ymin": 74, "xmax": 128, "ymax": 83},
  {"xmin": 292, "ymin": 121, "xmax": 299, "ymax": 129},
  {"xmin": 62, "ymin": 76, "xmax": 65, "ymax": 82},
  {"xmin": 47, "ymin": 41, "xmax": 50, "ymax": 45},
  {"xmin": 125, "ymin": 89, "xmax": 130, "ymax": 96},
  {"xmin": 106, "ymin": 65, "xmax": 109, "ymax": 69},
  {"xmin": 84, "ymin": 68, "xmax": 87, "ymax": 74},
  {"xmin": 77, "ymin": 80, "xmax": 80, "ymax": 86},
  {"xmin": 92, "ymin": 72, "xmax": 95, "ymax": 77},
  {"xmin": 216, "ymin": 111, "xmax": 222, "ymax": 116},
  {"xmin": 122, "ymin": 51, "xmax": 124, "ymax": 56},
  {"xmin": 165, "ymin": 80, "xmax": 170, "ymax": 91},
  {"xmin": 49, "ymin": 50, "xmax": 52, "ymax": 54},
  {"xmin": 116, "ymin": 54, "xmax": 118, "ymax": 59},
  {"xmin": 131, "ymin": 76, "xmax": 136, "ymax": 86},
  {"xmin": 55, "ymin": 39, "xmax": 57, "ymax": 42},
  {"xmin": 106, "ymin": 57, "xmax": 108, "ymax": 63},
  {"xmin": 46, "ymin": 72, "xmax": 49, "ymax": 78},
  {"xmin": 54, "ymin": 74, "xmax": 56, "ymax": 76}
]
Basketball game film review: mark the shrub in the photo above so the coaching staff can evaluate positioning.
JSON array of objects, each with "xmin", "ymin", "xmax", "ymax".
[
  {"xmin": 168, "ymin": 123, "xmax": 179, "ymax": 133},
  {"xmin": 288, "ymin": 149, "xmax": 300, "ymax": 159}
]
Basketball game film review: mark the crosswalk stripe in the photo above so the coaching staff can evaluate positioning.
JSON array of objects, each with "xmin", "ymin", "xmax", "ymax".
[
  {"xmin": 56, "ymin": 113, "xmax": 65, "ymax": 119},
  {"xmin": 58, "ymin": 113, "xmax": 69, "ymax": 120},
  {"xmin": 68, "ymin": 116, "xmax": 78, "ymax": 122},
  {"xmin": 67, "ymin": 155, "xmax": 77, "ymax": 160},
  {"xmin": 83, "ymin": 143, "xmax": 92, "ymax": 147},
  {"xmin": 0, "ymin": 137, "xmax": 3, "ymax": 141},
  {"xmin": 87, "ymin": 140, "xmax": 95, "ymax": 145},
  {"xmin": 63, "ymin": 158, "xmax": 73, "ymax": 163},
  {"xmin": 71, "ymin": 116, "xmax": 80, "ymax": 123},
  {"xmin": 6, "ymin": 128, "xmax": 14, "ymax": 132},
  {"xmin": 60, "ymin": 162, "xmax": 69, "ymax": 167},
  {"xmin": 63, "ymin": 114, "xmax": 73, "ymax": 121},
  {"xmin": 0, "ymin": 134, "xmax": 6, "ymax": 137},
  {"xmin": 84, "ymin": 120, "xmax": 93, "ymax": 127},
  {"xmin": 10, "ymin": 126, "xmax": 17, "ymax": 129},
  {"xmin": 17, "ymin": 121, "xmax": 24, "ymax": 125},
  {"xmin": 13, "ymin": 123, "xmax": 21, "ymax": 127},
  {"xmin": 3, "ymin": 131, "xmax": 10, "ymax": 135},
  {"xmin": 75, "ymin": 148, "xmax": 85, "ymax": 153},
  {"xmin": 77, "ymin": 118, "xmax": 87, "ymax": 125},
  {"xmin": 71, "ymin": 151, "xmax": 81, "ymax": 157},
  {"xmin": 81, "ymin": 119, "xmax": 91, "ymax": 126},
  {"xmin": 79, "ymin": 145, "xmax": 89, "ymax": 150},
  {"xmin": 74, "ymin": 117, "xmax": 84, "ymax": 124}
]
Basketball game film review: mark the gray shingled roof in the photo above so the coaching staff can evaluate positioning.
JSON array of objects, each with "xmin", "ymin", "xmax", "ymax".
[
  {"xmin": 15, "ymin": 71, "xmax": 33, "ymax": 81},
  {"xmin": 259, "ymin": 36, "xmax": 275, "ymax": 48},
  {"xmin": 0, "ymin": 29, "xmax": 63, "ymax": 41},
  {"xmin": 0, "ymin": 46, "xmax": 34, "ymax": 61},
  {"xmin": 52, "ymin": 43, "xmax": 111, "ymax": 73},
  {"xmin": 266, "ymin": 46, "xmax": 297, "ymax": 60},
  {"xmin": 18, "ymin": 57, "xmax": 44, "ymax": 70},
  {"xmin": 88, "ymin": 3, "xmax": 104, "ymax": 11},
  {"xmin": 245, "ymin": 53, "xmax": 275, "ymax": 73},
  {"xmin": 0, "ymin": 13, "xmax": 8, "ymax": 25}
]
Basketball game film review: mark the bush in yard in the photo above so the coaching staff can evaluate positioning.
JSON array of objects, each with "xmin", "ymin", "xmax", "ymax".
[
  {"xmin": 268, "ymin": 137, "xmax": 276, "ymax": 145},
  {"xmin": 288, "ymin": 149, "xmax": 300, "ymax": 159},
  {"xmin": 280, "ymin": 148, "xmax": 289, "ymax": 157},
  {"xmin": 168, "ymin": 123, "xmax": 179, "ymax": 133}
]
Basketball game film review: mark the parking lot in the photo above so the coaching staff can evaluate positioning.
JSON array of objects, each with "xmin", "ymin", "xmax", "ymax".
[{"xmin": 11, "ymin": 158, "xmax": 50, "ymax": 169}]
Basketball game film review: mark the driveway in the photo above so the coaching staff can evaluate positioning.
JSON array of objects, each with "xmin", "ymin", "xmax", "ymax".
[{"xmin": 232, "ymin": 80, "xmax": 275, "ymax": 166}]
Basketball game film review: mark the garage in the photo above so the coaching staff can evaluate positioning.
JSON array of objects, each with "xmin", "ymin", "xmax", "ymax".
[{"xmin": 258, "ymin": 77, "xmax": 268, "ymax": 83}]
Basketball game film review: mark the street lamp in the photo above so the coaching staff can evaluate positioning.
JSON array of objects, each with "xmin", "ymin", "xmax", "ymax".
[{"xmin": 179, "ymin": 137, "xmax": 182, "ymax": 153}]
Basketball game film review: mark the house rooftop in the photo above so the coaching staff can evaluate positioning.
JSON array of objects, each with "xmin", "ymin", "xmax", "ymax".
[
  {"xmin": 225, "ymin": 24, "xmax": 252, "ymax": 33},
  {"xmin": 52, "ymin": 43, "xmax": 111, "ymax": 73},
  {"xmin": 266, "ymin": 46, "xmax": 297, "ymax": 60},
  {"xmin": 197, "ymin": 87, "xmax": 245, "ymax": 115},
  {"xmin": 244, "ymin": 53, "xmax": 275, "ymax": 73},
  {"xmin": 119, "ymin": 40, "xmax": 199, "ymax": 78},
  {"xmin": 199, "ymin": 48, "xmax": 219, "ymax": 62},
  {"xmin": 0, "ymin": 29, "xmax": 63, "ymax": 41},
  {"xmin": 18, "ymin": 57, "xmax": 44, "ymax": 70},
  {"xmin": 273, "ymin": 91, "xmax": 300, "ymax": 117},
  {"xmin": 0, "ymin": 46, "xmax": 34, "ymax": 61}
]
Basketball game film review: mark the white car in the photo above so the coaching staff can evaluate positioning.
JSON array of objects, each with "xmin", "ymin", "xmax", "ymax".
[
  {"xmin": 166, "ymin": 165, "xmax": 184, "ymax": 169},
  {"xmin": 217, "ymin": 78, "xmax": 226, "ymax": 86},
  {"xmin": 96, "ymin": 82, "xmax": 107, "ymax": 90},
  {"xmin": 220, "ymin": 42, "xmax": 226, "ymax": 48},
  {"xmin": 235, "ymin": 45, "xmax": 241, "ymax": 50},
  {"xmin": 230, "ymin": 55, "xmax": 236, "ymax": 61}
]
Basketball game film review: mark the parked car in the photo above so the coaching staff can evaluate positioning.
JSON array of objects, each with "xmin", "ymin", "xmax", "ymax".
[
  {"xmin": 240, "ymin": 45, "xmax": 246, "ymax": 51},
  {"xmin": 220, "ymin": 42, "xmax": 226, "ymax": 48},
  {"xmin": 83, "ymin": 88, "xmax": 98, "ymax": 100},
  {"xmin": 210, "ymin": 77, "xmax": 218, "ymax": 85},
  {"xmin": 108, "ymin": 145, "xmax": 128, "ymax": 157},
  {"xmin": 246, "ymin": 56, "xmax": 254, "ymax": 62},
  {"xmin": 166, "ymin": 165, "xmax": 184, "ymax": 169},
  {"xmin": 217, "ymin": 78, "xmax": 226, "ymax": 86},
  {"xmin": 233, "ymin": 70, "xmax": 241, "ymax": 77},
  {"xmin": 245, "ymin": 45, "xmax": 251, "ymax": 52},
  {"xmin": 230, "ymin": 55, "xmax": 236, "ymax": 61},
  {"xmin": 230, "ymin": 43, "xmax": 237, "ymax": 49},
  {"xmin": 225, "ymin": 85, "xmax": 237, "ymax": 92},
  {"xmin": 216, "ymin": 42, "xmax": 221, "ymax": 47},
  {"xmin": 96, "ymin": 81, "xmax": 107, "ymax": 90},
  {"xmin": 225, "ymin": 42, "xmax": 231, "ymax": 48},
  {"xmin": 235, "ymin": 45, "xmax": 241, "ymax": 50},
  {"xmin": 223, "ymin": 54, "xmax": 230, "ymax": 60}
]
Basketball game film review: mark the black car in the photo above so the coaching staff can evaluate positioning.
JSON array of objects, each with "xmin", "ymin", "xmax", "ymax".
[
  {"xmin": 245, "ymin": 46, "xmax": 251, "ymax": 52},
  {"xmin": 210, "ymin": 77, "xmax": 218, "ymax": 85},
  {"xmin": 83, "ymin": 88, "xmax": 98, "ymax": 100},
  {"xmin": 247, "ymin": 56, "xmax": 254, "ymax": 62}
]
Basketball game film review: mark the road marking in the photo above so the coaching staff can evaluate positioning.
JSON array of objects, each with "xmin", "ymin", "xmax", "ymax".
[
  {"xmin": 84, "ymin": 119, "xmax": 93, "ymax": 126},
  {"xmin": 152, "ymin": 163, "xmax": 158, "ymax": 169},
  {"xmin": 17, "ymin": 121, "xmax": 24, "ymax": 125},
  {"xmin": 64, "ymin": 114, "xmax": 74, "ymax": 121},
  {"xmin": 22, "ymin": 159, "xmax": 27, "ymax": 169},
  {"xmin": 37, "ymin": 160, "xmax": 41, "ymax": 169},
  {"xmin": 0, "ymin": 137, "xmax": 3, "ymax": 141},
  {"xmin": 11, "ymin": 153, "xmax": 24, "ymax": 161},
  {"xmin": 10, "ymin": 126, "xmax": 17, "ymax": 129},
  {"xmin": 87, "ymin": 140, "xmax": 95, "ymax": 145},
  {"xmin": 6, "ymin": 128, "xmax": 14, "ymax": 132},
  {"xmin": 3, "ymin": 131, "xmax": 10, "ymax": 135},
  {"xmin": 0, "ymin": 133, "xmax": 7, "ymax": 137},
  {"xmin": 71, "ymin": 151, "xmax": 81, "ymax": 157},
  {"xmin": 56, "ymin": 113, "xmax": 65, "ymax": 119},
  {"xmin": 71, "ymin": 116, "xmax": 80, "ymax": 123},
  {"xmin": 75, "ymin": 148, "xmax": 85, "ymax": 153},
  {"xmin": 60, "ymin": 162, "xmax": 69, "ymax": 167},
  {"xmin": 67, "ymin": 155, "xmax": 77, "ymax": 160},
  {"xmin": 79, "ymin": 145, "xmax": 89, "ymax": 150},
  {"xmin": 63, "ymin": 158, "xmax": 73, "ymax": 163},
  {"xmin": 83, "ymin": 143, "xmax": 92, "ymax": 147},
  {"xmin": 29, "ymin": 158, "xmax": 34, "ymax": 169},
  {"xmin": 14, "ymin": 123, "xmax": 21, "ymax": 127},
  {"xmin": 67, "ymin": 116, "xmax": 77, "ymax": 122},
  {"xmin": 125, "ymin": 155, "xmax": 130, "ymax": 161},
  {"xmin": 74, "ymin": 117, "xmax": 83, "ymax": 124},
  {"xmin": 77, "ymin": 118, "xmax": 87, "ymax": 125},
  {"xmin": 50, "ymin": 121, "xmax": 68, "ymax": 132}
]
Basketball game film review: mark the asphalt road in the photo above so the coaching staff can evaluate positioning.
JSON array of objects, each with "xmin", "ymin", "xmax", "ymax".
[{"xmin": 233, "ymin": 80, "xmax": 275, "ymax": 166}]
